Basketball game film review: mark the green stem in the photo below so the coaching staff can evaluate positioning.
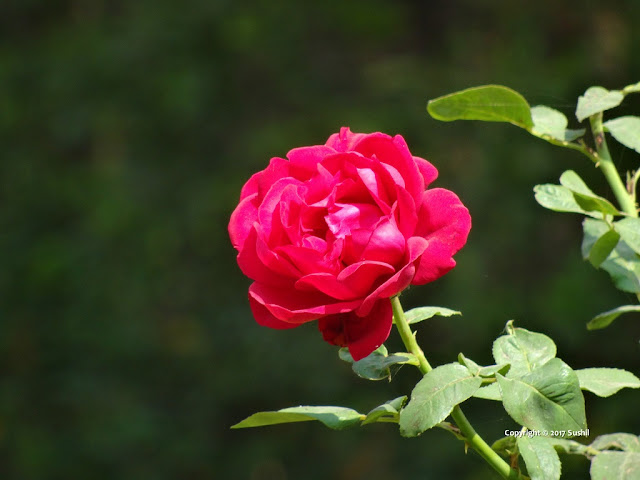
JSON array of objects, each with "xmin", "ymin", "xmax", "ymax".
[
  {"xmin": 391, "ymin": 296, "xmax": 525, "ymax": 480},
  {"xmin": 589, "ymin": 113, "xmax": 638, "ymax": 217}
]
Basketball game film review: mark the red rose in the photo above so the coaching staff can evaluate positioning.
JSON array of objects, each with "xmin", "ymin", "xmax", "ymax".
[{"xmin": 229, "ymin": 127, "xmax": 471, "ymax": 360}]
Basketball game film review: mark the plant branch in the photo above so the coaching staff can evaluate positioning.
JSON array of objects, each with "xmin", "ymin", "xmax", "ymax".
[
  {"xmin": 391, "ymin": 296, "xmax": 526, "ymax": 480},
  {"xmin": 589, "ymin": 113, "xmax": 638, "ymax": 217}
]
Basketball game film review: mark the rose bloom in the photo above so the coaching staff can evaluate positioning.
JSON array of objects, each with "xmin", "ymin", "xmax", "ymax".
[{"xmin": 229, "ymin": 128, "xmax": 471, "ymax": 360}]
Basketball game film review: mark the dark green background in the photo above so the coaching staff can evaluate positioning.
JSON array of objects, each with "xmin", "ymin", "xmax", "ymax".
[{"xmin": 2, "ymin": 1, "xmax": 640, "ymax": 478}]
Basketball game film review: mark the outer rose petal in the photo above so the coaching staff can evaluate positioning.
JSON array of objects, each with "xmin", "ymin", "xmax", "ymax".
[
  {"xmin": 228, "ymin": 192, "xmax": 259, "ymax": 250},
  {"xmin": 318, "ymin": 298, "xmax": 393, "ymax": 360},
  {"xmin": 412, "ymin": 188, "xmax": 471, "ymax": 285},
  {"xmin": 249, "ymin": 282, "xmax": 362, "ymax": 323}
]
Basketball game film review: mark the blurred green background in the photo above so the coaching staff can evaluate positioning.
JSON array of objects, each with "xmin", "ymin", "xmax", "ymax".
[{"xmin": 2, "ymin": 1, "xmax": 640, "ymax": 479}]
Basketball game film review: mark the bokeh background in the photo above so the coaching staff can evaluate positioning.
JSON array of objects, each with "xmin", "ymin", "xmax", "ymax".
[{"xmin": 3, "ymin": 1, "xmax": 640, "ymax": 479}]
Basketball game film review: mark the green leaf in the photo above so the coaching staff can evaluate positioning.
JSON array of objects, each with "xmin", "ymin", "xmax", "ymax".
[
  {"xmin": 517, "ymin": 435, "xmax": 562, "ymax": 480},
  {"xmin": 583, "ymin": 219, "xmax": 640, "ymax": 293},
  {"xmin": 591, "ymin": 433, "xmax": 640, "ymax": 452},
  {"xmin": 590, "ymin": 451, "xmax": 640, "ymax": 480},
  {"xmin": 492, "ymin": 435, "xmax": 517, "ymax": 457},
  {"xmin": 427, "ymin": 85, "xmax": 533, "ymax": 129},
  {"xmin": 588, "ymin": 229, "xmax": 620, "ymax": 268},
  {"xmin": 531, "ymin": 105, "xmax": 585, "ymax": 141},
  {"xmin": 559, "ymin": 170, "xmax": 620, "ymax": 216},
  {"xmin": 547, "ymin": 437, "xmax": 593, "ymax": 456},
  {"xmin": 399, "ymin": 363, "xmax": 482, "ymax": 437},
  {"xmin": 587, "ymin": 305, "xmax": 640, "ymax": 330},
  {"xmin": 576, "ymin": 368, "xmax": 640, "ymax": 397},
  {"xmin": 575, "ymin": 86, "xmax": 624, "ymax": 122},
  {"xmin": 458, "ymin": 353, "xmax": 509, "ymax": 377},
  {"xmin": 231, "ymin": 406, "xmax": 364, "ymax": 430},
  {"xmin": 533, "ymin": 184, "xmax": 610, "ymax": 218},
  {"xmin": 473, "ymin": 383, "xmax": 502, "ymax": 401},
  {"xmin": 497, "ymin": 358, "xmax": 587, "ymax": 434},
  {"xmin": 361, "ymin": 396, "xmax": 407, "ymax": 425},
  {"xmin": 402, "ymin": 306, "xmax": 461, "ymax": 325},
  {"xmin": 614, "ymin": 217, "xmax": 640, "ymax": 256},
  {"xmin": 492, "ymin": 322, "xmax": 557, "ymax": 379},
  {"xmin": 604, "ymin": 116, "xmax": 640, "ymax": 154},
  {"xmin": 339, "ymin": 345, "xmax": 418, "ymax": 381}
]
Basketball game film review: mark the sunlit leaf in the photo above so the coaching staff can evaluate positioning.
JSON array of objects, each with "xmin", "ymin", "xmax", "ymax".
[
  {"xmin": 587, "ymin": 305, "xmax": 640, "ymax": 330},
  {"xmin": 231, "ymin": 406, "xmax": 364, "ymax": 429},
  {"xmin": 497, "ymin": 358, "xmax": 587, "ymax": 434},
  {"xmin": 558, "ymin": 170, "xmax": 620, "ymax": 216},
  {"xmin": 531, "ymin": 105, "xmax": 584, "ymax": 141},
  {"xmin": 575, "ymin": 86, "xmax": 623, "ymax": 122},
  {"xmin": 428, "ymin": 85, "xmax": 533, "ymax": 129},
  {"xmin": 473, "ymin": 383, "xmax": 502, "ymax": 401},
  {"xmin": 339, "ymin": 345, "xmax": 417, "ymax": 381},
  {"xmin": 402, "ymin": 306, "xmax": 461, "ymax": 325},
  {"xmin": 517, "ymin": 435, "xmax": 562, "ymax": 480},
  {"xmin": 399, "ymin": 363, "xmax": 482, "ymax": 437},
  {"xmin": 614, "ymin": 217, "xmax": 640, "ymax": 256},
  {"xmin": 604, "ymin": 116, "xmax": 640, "ymax": 154},
  {"xmin": 590, "ymin": 451, "xmax": 640, "ymax": 480},
  {"xmin": 588, "ymin": 229, "xmax": 620, "ymax": 268},
  {"xmin": 576, "ymin": 368, "xmax": 640, "ymax": 397},
  {"xmin": 492, "ymin": 322, "xmax": 557, "ymax": 378},
  {"xmin": 583, "ymin": 219, "xmax": 640, "ymax": 293},
  {"xmin": 591, "ymin": 433, "xmax": 640, "ymax": 452},
  {"xmin": 361, "ymin": 396, "xmax": 407, "ymax": 425}
]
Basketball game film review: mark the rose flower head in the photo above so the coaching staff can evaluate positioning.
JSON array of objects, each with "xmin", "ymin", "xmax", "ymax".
[{"xmin": 229, "ymin": 127, "xmax": 471, "ymax": 360}]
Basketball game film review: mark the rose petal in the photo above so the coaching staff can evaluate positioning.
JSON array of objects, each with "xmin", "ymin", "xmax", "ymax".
[
  {"xmin": 325, "ymin": 127, "xmax": 368, "ymax": 152},
  {"xmin": 412, "ymin": 188, "xmax": 471, "ymax": 285},
  {"xmin": 295, "ymin": 261, "xmax": 395, "ymax": 300},
  {"xmin": 249, "ymin": 291, "xmax": 301, "ymax": 329},
  {"xmin": 318, "ymin": 298, "xmax": 393, "ymax": 361},
  {"xmin": 249, "ymin": 282, "xmax": 362, "ymax": 323},
  {"xmin": 357, "ymin": 236, "xmax": 428, "ymax": 316},
  {"xmin": 236, "ymin": 225, "xmax": 296, "ymax": 287},
  {"xmin": 229, "ymin": 192, "xmax": 259, "ymax": 250},
  {"xmin": 414, "ymin": 156, "xmax": 438, "ymax": 187},
  {"xmin": 287, "ymin": 145, "xmax": 336, "ymax": 180}
]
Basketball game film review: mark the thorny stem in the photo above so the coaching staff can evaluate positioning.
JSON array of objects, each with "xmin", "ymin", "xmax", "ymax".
[{"xmin": 391, "ymin": 296, "xmax": 527, "ymax": 480}]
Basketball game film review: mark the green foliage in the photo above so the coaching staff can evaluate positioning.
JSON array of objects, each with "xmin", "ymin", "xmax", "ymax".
[
  {"xmin": 604, "ymin": 116, "xmax": 640, "ymax": 154},
  {"xmin": 589, "ymin": 434, "xmax": 640, "ymax": 479},
  {"xmin": 497, "ymin": 358, "xmax": 587, "ymax": 434},
  {"xmin": 399, "ymin": 363, "xmax": 482, "ymax": 437},
  {"xmin": 587, "ymin": 305, "xmax": 640, "ymax": 330},
  {"xmin": 517, "ymin": 435, "xmax": 562, "ymax": 480},
  {"xmin": 576, "ymin": 368, "xmax": 640, "ymax": 397},
  {"xmin": 531, "ymin": 105, "xmax": 585, "ymax": 141},
  {"xmin": 231, "ymin": 406, "xmax": 364, "ymax": 430},
  {"xmin": 575, "ymin": 87, "xmax": 624, "ymax": 122},
  {"xmin": 401, "ymin": 306, "xmax": 461, "ymax": 325},
  {"xmin": 587, "ymin": 229, "xmax": 620, "ymax": 268},
  {"xmin": 427, "ymin": 85, "xmax": 534, "ymax": 128},
  {"xmin": 361, "ymin": 396, "xmax": 407, "ymax": 425},
  {"xmin": 492, "ymin": 322, "xmax": 556, "ymax": 378},
  {"xmin": 582, "ymin": 218, "xmax": 640, "ymax": 293},
  {"xmin": 339, "ymin": 345, "xmax": 418, "ymax": 381},
  {"xmin": 533, "ymin": 171, "xmax": 620, "ymax": 218}
]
